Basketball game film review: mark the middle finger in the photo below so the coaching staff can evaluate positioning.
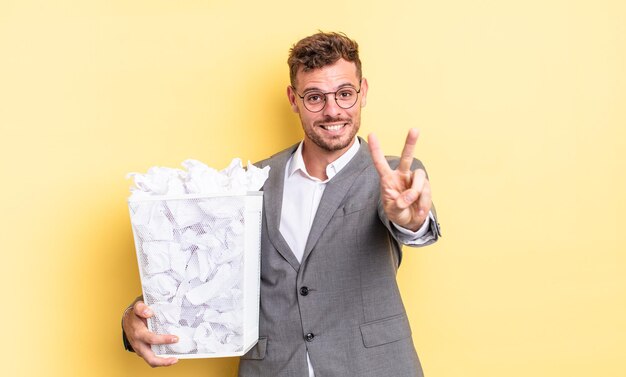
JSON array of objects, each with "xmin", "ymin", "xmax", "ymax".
[{"xmin": 397, "ymin": 128, "xmax": 420, "ymax": 173}]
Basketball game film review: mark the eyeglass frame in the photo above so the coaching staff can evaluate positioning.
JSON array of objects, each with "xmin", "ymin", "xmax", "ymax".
[{"xmin": 291, "ymin": 81, "xmax": 363, "ymax": 113}]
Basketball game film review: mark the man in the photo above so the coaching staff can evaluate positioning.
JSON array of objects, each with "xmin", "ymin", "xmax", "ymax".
[{"xmin": 122, "ymin": 31, "xmax": 441, "ymax": 376}]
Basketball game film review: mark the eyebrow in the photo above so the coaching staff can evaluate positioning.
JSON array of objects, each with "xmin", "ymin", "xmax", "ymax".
[{"xmin": 301, "ymin": 82, "xmax": 358, "ymax": 94}]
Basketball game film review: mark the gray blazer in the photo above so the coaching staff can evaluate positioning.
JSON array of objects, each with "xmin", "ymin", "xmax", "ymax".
[{"xmin": 239, "ymin": 137, "xmax": 440, "ymax": 377}]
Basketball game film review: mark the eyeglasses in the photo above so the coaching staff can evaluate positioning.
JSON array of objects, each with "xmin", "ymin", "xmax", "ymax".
[{"xmin": 292, "ymin": 83, "xmax": 362, "ymax": 113}]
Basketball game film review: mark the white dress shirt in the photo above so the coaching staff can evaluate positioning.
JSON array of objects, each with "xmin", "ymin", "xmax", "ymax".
[{"xmin": 278, "ymin": 138, "xmax": 434, "ymax": 376}]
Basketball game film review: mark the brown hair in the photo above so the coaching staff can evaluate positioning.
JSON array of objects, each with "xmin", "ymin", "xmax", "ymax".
[{"xmin": 288, "ymin": 31, "xmax": 362, "ymax": 88}]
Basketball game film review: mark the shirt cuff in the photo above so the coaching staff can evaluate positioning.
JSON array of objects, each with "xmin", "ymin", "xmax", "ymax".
[{"xmin": 391, "ymin": 211, "xmax": 437, "ymax": 245}]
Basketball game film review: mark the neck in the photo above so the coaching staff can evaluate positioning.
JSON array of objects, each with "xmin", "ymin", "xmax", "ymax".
[{"xmin": 301, "ymin": 138, "xmax": 355, "ymax": 180}]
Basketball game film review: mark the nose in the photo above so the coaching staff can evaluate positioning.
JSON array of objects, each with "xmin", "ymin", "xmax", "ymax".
[{"xmin": 322, "ymin": 93, "xmax": 343, "ymax": 117}]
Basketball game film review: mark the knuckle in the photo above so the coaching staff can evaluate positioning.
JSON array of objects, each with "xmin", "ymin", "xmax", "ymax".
[
  {"xmin": 383, "ymin": 175, "xmax": 395, "ymax": 185},
  {"xmin": 148, "ymin": 333, "xmax": 170, "ymax": 345},
  {"xmin": 135, "ymin": 328, "xmax": 153, "ymax": 343},
  {"xmin": 133, "ymin": 301, "xmax": 145, "ymax": 314},
  {"xmin": 129, "ymin": 317, "xmax": 145, "ymax": 333},
  {"xmin": 137, "ymin": 348, "xmax": 160, "ymax": 367},
  {"xmin": 134, "ymin": 347, "xmax": 147, "ymax": 360},
  {"xmin": 146, "ymin": 332, "xmax": 160, "ymax": 344},
  {"xmin": 396, "ymin": 196, "xmax": 410, "ymax": 209}
]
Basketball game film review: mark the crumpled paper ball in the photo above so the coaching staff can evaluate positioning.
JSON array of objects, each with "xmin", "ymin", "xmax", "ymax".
[{"xmin": 127, "ymin": 158, "xmax": 270, "ymax": 199}]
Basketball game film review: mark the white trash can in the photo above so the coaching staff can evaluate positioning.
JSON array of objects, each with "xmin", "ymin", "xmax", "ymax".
[{"xmin": 128, "ymin": 192, "xmax": 262, "ymax": 358}]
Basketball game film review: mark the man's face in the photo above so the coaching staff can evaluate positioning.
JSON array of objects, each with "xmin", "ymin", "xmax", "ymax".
[{"xmin": 287, "ymin": 59, "xmax": 368, "ymax": 156}]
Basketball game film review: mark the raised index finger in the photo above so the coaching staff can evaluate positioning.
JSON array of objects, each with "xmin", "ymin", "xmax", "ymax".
[
  {"xmin": 397, "ymin": 128, "xmax": 420, "ymax": 172},
  {"xmin": 368, "ymin": 132, "xmax": 393, "ymax": 177}
]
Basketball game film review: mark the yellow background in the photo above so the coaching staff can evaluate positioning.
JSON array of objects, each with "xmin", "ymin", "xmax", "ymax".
[{"xmin": 1, "ymin": 1, "xmax": 624, "ymax": 376}]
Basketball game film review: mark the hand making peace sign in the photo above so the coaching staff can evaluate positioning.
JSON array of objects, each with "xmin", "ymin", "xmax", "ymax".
[{"xmin": 368, "ymin": 128, "xmax": 432, "ymax": 232}]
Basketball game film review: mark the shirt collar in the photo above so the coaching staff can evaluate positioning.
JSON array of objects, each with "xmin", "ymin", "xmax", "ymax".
[{"xmin": 287, "ymin": 137, "xmax": 361, "ymax": 182}]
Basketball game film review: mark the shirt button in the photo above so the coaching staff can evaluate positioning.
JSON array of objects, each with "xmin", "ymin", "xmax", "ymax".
[
  {"xmin": 305, "ymin": 333, "xmax": 315, "ymax": 342},
  {"xmin": 300, "ymin": 286, "xmax": 309, "ymax": 296}
]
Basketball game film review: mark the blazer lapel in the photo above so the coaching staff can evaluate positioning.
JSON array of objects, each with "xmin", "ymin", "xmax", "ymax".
[
  {"xmin": 300, "ymin": 139, "xmax": 371, "ymax": 265},
  {"xmin": 262, "ymin": 144, "xmax": 301, "ymax": 272}
]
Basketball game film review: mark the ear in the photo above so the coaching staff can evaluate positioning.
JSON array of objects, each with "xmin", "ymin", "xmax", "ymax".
[
  {"xmin": 359, "ymin": 77, "xmax": 369, "ymax": 108},
  {"xmin": 286, "ymin": 86, "xmax": 300, "ymax": 113}
]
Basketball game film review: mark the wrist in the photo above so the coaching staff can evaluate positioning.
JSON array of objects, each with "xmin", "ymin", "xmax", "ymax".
[{"xmin": 404, "ymin": 219, "xmax": 425, "ymax": 232}]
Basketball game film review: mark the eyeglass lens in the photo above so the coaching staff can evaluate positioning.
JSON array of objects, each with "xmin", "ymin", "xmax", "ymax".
[{"xmin": 302, "ymin": 87, "xmax": 359, "ymax": 112}]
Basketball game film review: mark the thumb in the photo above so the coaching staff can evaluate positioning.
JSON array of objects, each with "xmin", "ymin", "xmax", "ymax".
[
  {"xmin": 133, "ymin": 301, "xmax": 154, "ymax": 319},
  {"xmin": 396, "ymin": 189, "xmax": 419, "ymax": 209}
]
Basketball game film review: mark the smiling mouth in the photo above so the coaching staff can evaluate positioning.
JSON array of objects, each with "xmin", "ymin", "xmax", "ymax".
[{"xmin": 320, "ymin": 123, "xmax": 348, "ymax": 131}]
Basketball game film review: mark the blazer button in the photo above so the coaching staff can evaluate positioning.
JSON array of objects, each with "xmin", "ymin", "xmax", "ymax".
[
  {"xmin": 300, "ymin": 286, "xmax": 309, "ymax": 296},
  {"xmin": 304, "ymin": 333, "xmax": 315, "ymax": 342}
]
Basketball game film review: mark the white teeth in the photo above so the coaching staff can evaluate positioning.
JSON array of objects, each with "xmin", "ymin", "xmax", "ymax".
[{"xmin": 323, "ymin": 124, "xmax": 345, "ymax": 131}]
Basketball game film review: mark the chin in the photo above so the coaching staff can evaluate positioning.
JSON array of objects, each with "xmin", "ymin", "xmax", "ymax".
[{"xmin": 318, "ymin": 137, "xmax": 354, "ymax": 152}]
